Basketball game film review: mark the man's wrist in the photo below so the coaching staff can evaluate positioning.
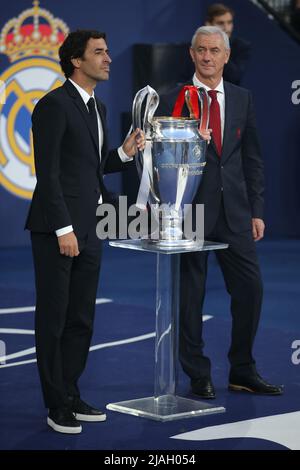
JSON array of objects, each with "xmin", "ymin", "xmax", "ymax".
[
  {"xmin": 55, "ymin": 225, "xmax": 73, "ymax": 237},
  {"xmin": 118, "ymin": 145, "xmax": 133, "ymax": 162}
]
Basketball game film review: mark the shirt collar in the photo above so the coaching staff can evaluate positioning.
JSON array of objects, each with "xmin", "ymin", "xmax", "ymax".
[
  {"xmin": 68, "ymin": 78, "xmax": 95, "ymax": 105},
  {"xmin": 192, "ymin": 74, "xmax": 224, "ymax": 95}
]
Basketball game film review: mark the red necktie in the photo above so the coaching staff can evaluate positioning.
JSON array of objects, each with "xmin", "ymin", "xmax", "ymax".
[{"xmin": 208, "ymin": 90, "xmax": 222, "ymax": 156}]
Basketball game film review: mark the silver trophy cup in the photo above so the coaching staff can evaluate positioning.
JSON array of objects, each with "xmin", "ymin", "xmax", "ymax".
[{"xmin": 132, "ymin": 85, "xmax": 209, "ymax": 247}]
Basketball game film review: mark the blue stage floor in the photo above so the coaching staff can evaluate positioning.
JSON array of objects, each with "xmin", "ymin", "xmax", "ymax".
[{"xmin": 0, "ymin": 239, "xmax": 300, "ymax": 450}]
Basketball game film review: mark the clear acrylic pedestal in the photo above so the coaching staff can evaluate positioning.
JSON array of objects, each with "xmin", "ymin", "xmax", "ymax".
[{"xmin": 106, "ymin": 239, "xmax": 228, "ymax": 421}]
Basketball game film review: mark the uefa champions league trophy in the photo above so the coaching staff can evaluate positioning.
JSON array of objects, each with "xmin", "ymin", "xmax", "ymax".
[{"xmin": 132, "ymin": 84, "xmax": 210, "ymax": 246}]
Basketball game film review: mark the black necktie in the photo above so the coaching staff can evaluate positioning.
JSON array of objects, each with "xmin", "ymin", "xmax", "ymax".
[{"xmin": 87, "ymin": 97, "xmax": 99, "ymax": 151}]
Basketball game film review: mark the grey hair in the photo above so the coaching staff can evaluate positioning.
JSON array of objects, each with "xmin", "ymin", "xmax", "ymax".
[{"xmin": 191, "ymin": 26, "xmax": 230, "ymax": 50}]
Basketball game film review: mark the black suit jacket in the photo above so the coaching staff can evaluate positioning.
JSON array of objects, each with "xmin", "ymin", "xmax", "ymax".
[
  {"xmin": 157, "ymin": 80, "xmax": 264, "ymax": 235},
  {"xmin": 25, "ymin": 80, "xmax": 131, "ymax": 237}
]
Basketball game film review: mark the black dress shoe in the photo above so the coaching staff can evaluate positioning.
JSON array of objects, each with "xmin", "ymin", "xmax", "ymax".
[
  {"xmin": 228, "ymin": 373, "xmax": 284, "ymax": 395},
  {"xmin": 191, "ymin": 378, "xmax": 216, "ymax": 399},
  {"xmin": 47, "ymin": 407, "xmax": 82, "ymax": 434},
  {"xmin": 69, "ymin": 397, "xmax": 107, "ymax": 422}
]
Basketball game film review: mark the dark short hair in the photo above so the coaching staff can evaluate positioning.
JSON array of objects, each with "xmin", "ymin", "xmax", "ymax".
[
  {"xmin": 59, "ymin": 30, "xmax": 106, "ymax": 78},
  {"xmin": 206, "ymin": 3, "xmax": 234, "ymax": 23}
]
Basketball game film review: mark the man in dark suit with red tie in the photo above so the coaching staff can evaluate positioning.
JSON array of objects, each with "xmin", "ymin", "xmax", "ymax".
[
  {"xmin": 157, "ymin": 26, "xmax": 283, "ymax": 399},
  {"xmin": 25, "ymin": 30, "xmax": 144, "ymax": 433}
]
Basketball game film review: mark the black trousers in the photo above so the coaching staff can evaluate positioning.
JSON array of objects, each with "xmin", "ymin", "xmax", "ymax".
[
  {"xmin": 180, "ymin": 201, "xmax": 263, "ymax": 380},
  {"xmin": 31, "ymin": 223, "xmax": 102, "ymax": 409}
]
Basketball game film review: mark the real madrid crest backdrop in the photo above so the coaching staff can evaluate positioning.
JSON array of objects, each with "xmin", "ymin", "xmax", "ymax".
[{"xmin": 0, "ymin": 1, "xmax": 68, "ymax": 201}]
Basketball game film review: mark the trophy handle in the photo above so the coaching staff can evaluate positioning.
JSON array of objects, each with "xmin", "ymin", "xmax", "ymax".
[
  {"xmin": 132, "ymin": 86, "xmax": 150, "ymax": 177},
  {"xmin": 184, "ymin": 88, "xmax": 199, "ymax": 119},
  {"xmin": 132, "ymin": 85, "xmax": 159, "ymax": 176},
  {"xmin": 172, "ymin": 85, "xmax": 209, "ymax": 134},
  {"xmin": 185, "ymin": 94, "xmax": 195, "ymax": 118},
  {"xmin": 132, "ymin": 86, "xmax": 160, "ymax": 208},
  {"xmin": 197, "ymin": 87, "xmax": 210, "ymax": 133}
]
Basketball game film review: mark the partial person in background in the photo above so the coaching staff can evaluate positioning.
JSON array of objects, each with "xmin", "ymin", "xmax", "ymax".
[{"xmin": 205, "ymin": 3, "xmax": 251, "ymax": 85}]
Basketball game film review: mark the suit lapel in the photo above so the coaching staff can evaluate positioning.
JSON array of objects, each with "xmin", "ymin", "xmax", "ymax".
[
  {"xmin": 95, "ymin": 97, "xmax": 108, "ymax": 167},
  {"xmin": 221, "ymin": 81, "xmax": 236, "ymax": 164},
  {"xmin": 64, "ymin": 80, "xmax": 100, "ymax": 155}
]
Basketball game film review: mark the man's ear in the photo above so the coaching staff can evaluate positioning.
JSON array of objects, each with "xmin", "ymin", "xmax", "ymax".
[
  {"xmin": 225, "ymin": 49, "xmax": 231, "ymax": 64},
  {"xmin": 71, "ymin": 57, "xmax": 81, "ymax": 70}
]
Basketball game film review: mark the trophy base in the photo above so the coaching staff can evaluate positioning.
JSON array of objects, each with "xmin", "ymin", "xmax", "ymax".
[
  {"xmin": 107, "ymin": 395, "xmax": 225, "ymax": 422},
  {"xmin": 142, "ymin": 238, "xmax": 202, "ymax": 249}
]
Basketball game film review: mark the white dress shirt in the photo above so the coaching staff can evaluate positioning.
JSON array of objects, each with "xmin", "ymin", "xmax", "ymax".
[
  {"xmin": 192, "ymin": 74, "xmax": 225, "ymax": 141},
  {"xmin": 56, "ymin": 79, "xmax": 132, "ymax": 237}
]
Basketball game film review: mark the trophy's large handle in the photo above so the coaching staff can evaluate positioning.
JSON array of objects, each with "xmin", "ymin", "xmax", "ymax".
[
  {"xmin": 173, "ymin": 85, "xmax": 198, "ymax": 118},
  {"xmin": 132, "ymin": 86, "xmax": 149, "ymax": 178},
  {"xmin": 197, "ymin": 87, "xmax": 210, "ymax": 133},
  {"xmin": 132, "ymin": 86, "xmax": 159, "ymax": 136},
  {"xmin": 132, "ymin": 85, "xmax": 159, "ymax": 176},
  {"xmin": 132, "ymin": 86, "xmax": 160, "ymax": 208},
  {"xmin": 184, "ymin": 87, "xmax": 199, "ymax": 119},
  {"xmin": 172, "ymin": 85, "xmax": 209, "ymax": 133}
]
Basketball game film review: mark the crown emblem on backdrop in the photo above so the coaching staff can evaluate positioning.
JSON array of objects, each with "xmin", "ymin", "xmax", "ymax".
[{"xmin": 0, "ymin": 0, "xmax": 69, "ymax": 63}]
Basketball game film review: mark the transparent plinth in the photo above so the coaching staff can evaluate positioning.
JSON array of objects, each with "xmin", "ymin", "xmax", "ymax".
[{"xmin": 106, "ymin": 239, "xmax": 228, "ymax": 421}]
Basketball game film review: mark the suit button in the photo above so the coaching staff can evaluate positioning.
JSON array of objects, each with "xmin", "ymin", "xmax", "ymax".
[
  {"xmin": 221, "ymin": 165, "xmax": 224, "ymax": 169},
  {"xmin": 221, "ymin": 187, "xmax": 223, "ymax": 191}
]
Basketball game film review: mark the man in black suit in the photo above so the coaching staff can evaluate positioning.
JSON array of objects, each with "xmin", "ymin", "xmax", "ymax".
[
  {"xmin": 25, "ymin": 30, "xmax": 144, "ymax": 434},
  {"xmin": 157, "ymin": 26, "xmax": 283, "ymax": 399},
  {"xmin": 205, "ymin": 3, "xmax": 251, "ymax": 85}
]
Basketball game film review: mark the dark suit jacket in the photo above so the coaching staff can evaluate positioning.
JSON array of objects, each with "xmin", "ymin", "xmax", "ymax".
[
  {"xmin": 157, "ymin": 80, "xmax": 264, "ymax": 235},
  {"xmin": 25, "ymin": 79, "xmax": 131, "ymax": 238}
]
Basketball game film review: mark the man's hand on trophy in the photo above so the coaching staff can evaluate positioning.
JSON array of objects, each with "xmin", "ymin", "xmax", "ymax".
[
  {"xmin": 122, "ymin": 128, "xmax": 146, "ymax": 157},
  {"xmin": 199, "ymin": 128, "xmax": 212, "ymax": 144}
]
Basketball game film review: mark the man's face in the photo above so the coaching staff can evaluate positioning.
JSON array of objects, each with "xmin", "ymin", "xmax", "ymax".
[
  {"xmin": 77, "ymin": 37, "xmax": 112, "ymax": 82},
  {"xmin": 190, "ymin": 33, "xmax": 230, "ymax": 82},
  {"xmin": 210, "ymin": 12, "xmax": 234, "ymax": 37}
]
